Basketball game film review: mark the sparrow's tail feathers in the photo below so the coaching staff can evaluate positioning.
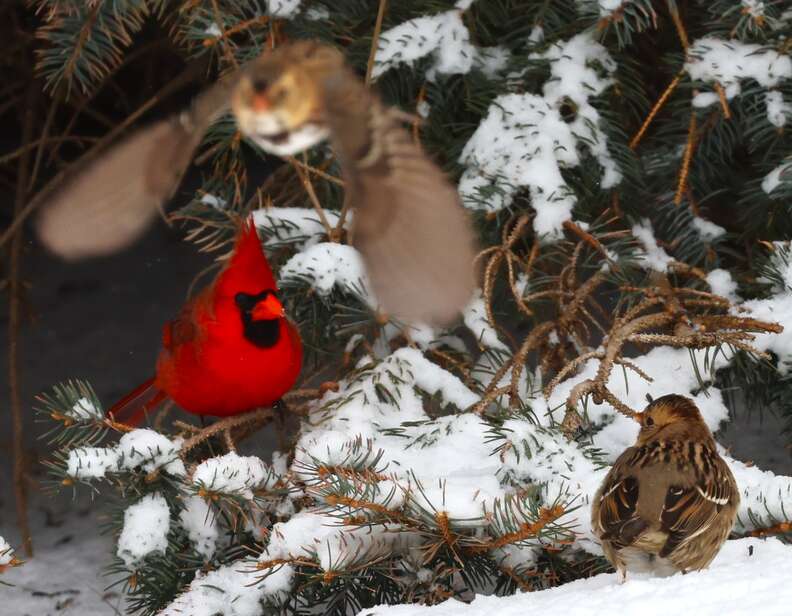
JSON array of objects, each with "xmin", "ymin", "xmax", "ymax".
[{"xmin": 107, "ymin": 377, "xmax": 167, "ymax": 428}]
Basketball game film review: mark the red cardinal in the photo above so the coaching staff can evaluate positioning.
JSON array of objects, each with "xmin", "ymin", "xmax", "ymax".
[{"xmin": 109, "ymin": 218, "xmax": 302, "ymax": 424}]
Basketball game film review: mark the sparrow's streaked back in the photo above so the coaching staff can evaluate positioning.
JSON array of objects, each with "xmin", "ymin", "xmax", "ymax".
[{"xmin": 591, "ymin": 394, "xmax": 739, "ymax": 580}]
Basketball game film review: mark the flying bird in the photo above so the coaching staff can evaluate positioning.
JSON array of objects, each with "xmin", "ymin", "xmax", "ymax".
[
  {"xmin": 591, "ymin": 394, "xmax": 739, "ymax": 580},
  {"xmin": 35, "ymin": 41, "xmax": 476, "ymax": 325},
  {"xmin": 109, "ymin": 219, "xmax": 302, "ymax": 425}
]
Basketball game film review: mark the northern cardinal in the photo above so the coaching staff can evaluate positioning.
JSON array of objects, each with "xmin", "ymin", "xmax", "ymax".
[
  {"xmin": 109, "ymin": 219, "xmax": 302, "ymax": 424},
  {"xmin": 35, "ymin": 41, "xmax": 476, "ymax": 325}
]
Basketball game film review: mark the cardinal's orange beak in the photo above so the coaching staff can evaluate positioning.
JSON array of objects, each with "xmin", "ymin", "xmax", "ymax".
[{"xmin": 252, "ymin": 293, "xmax": 284, "ymax": 320}]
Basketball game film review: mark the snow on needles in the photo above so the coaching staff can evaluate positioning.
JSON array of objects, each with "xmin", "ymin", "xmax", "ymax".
[
  {"xmin": 192, "ymin": 452, "xmax": 275, "ymax": 500},
  {"xmin": 179, "ymin": 496, "xmax": 219, "ymax": 560},
  {"xmin": 358, "ymin": 538, "xmax": 792, "ymax": 616},
  {"xmin": 253, "ymin": 207, "xmax": 341, "ymax": 250},
  {"xmin": 459, "ymin": 33, "xmax": 620, "ymax": 237},
  {"xmin": 118, "ymin": 493, "xmax": 170, "ymax": 568},
  {"xmin": 66, "ymin": 429, "xmax": 185, "ymax": 480},
  {"xmin": 279, "ymin": 242, "xmax": 374, "ymax": 307},
  {"xmin": 685, "ymin": 37, "xmax": 792, "ymax": 127},
  {"xmin": 373, "ymin": 5, "xmax": 475, "ymax": 80}
]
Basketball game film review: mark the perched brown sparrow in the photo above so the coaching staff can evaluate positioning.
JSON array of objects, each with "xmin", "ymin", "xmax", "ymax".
[
  {"xmin": 36, "ymin": 41, "xmax": 476, "ymax": 326},
  {"xmin": 591, "ymin": 394, "xmax": 739, "ymax": 580}
]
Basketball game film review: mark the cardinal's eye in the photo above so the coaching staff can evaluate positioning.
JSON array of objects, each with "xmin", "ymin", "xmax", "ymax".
[{"xmin": 644, "ymin": 416, "xmax": 655, "ymax": 427}]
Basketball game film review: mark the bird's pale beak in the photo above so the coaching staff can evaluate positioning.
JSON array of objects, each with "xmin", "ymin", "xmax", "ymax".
[{"xmin": 252, "ymin": 294, "xmax": 285, "ymax": 320}]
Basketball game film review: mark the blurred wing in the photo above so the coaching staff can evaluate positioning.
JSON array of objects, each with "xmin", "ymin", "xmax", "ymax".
[
  {"xmin": 594, "ymin": 451, "xmax": 649, "ymax": 548},
  {"xmin": 35, "ymin": 78, "xmax": 234, "ymax": 260},
  {"xmin": 325, "ymin": 87, "xmax": 476, "ymax": 325}
]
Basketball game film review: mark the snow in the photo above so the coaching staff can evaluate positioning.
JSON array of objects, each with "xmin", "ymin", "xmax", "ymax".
[
  {"xmin": 179, "ymin": 496, "xmax": 219, "ymax": 560},
  {"xmin": 459, "ymin": 33, "xmax": 620, "ymax": 236},
  {"xmin": 66, "ymin": 429, "xmax": 185, "ymax": 480},
  {"xmin": 741, "ymin": 293, "xmax": 792, "ymax": 373},
  {"xmin": 356, "ymin": 538, "xmax": 792, "ymax": 616},
  {"xmin": 68, "ymin": 396, "xmax": 102, "ymax": 420},
  {"xmin": 253, "ymin": 206, "xmax": 341, "ymax": 249},
  {"xmin": 761, "ymin": 160, "xmax": 792, "ymax": 194},
  {"xmin": 692, "ymin": 216, "xmax": 726, "ymax": 241},
  {"xmin": 685, "ymin": 37, "xmax": 792, "ymax": 126},
  {"xmin": 279, "ymin": 241, "xmax": 373, "ymax": 307},
  {"xmin": 191, "ymin": 451, "xmax": 274, "ymax": 500},
  {"xmin": 265, "ymin": 0, "xmax": 301, "ymax": 18},
  {"xmin": 200, "ymin": 192, "xmax": 227, "ymax": 209},
  {"xmin": 742, "ymin": 0, "xmax": 765, "ymax": 18},
  {"xmin": 117, "ymin": 428, "xmax": 186, "ymax": 476},
  {"xmin": 159, "ymin": 562, "xmax": 267, "ymax": 616},
  {"xmin": 0, "ymin": 536, "xmax": 15, "ymax": 568},
  {"xmin": 706, "ymin": 268, "xmax": 740, "ymax": 301},
  {"xmin": 631, "ymin": 219, "xmax": 672, "ymax": 271},
  {"xmin": 373, "ymin": 6, "xmax": 475, "ymax": 80},
  {"xmin": 462, "ymin": 290, "xmax": 508, "ymax": 351},
  {"xmin": 765, "ymin": 90, "xmax": 790, "ymax": 127},
  {"xmin": 117, "ymin": 493, "xmax": 170, "ymax": 568}
]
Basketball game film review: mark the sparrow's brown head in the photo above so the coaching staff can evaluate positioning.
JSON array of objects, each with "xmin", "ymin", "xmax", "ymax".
[
  {"xmin": 231, "ymin": 41, "xmax": 345, "ymax": 155},
  {"xmin": 636, "ymin": 394, "xmax": 713, "ymax": 445}
]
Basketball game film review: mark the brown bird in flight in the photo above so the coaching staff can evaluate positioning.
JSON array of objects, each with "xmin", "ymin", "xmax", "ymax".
[
  {"xmin": 36, "ymin": 41, "xmax": 476, "ymax": 326},
  {"xmin": 591, "ymin": 394, "xmax": 739, "ymax": 580}
]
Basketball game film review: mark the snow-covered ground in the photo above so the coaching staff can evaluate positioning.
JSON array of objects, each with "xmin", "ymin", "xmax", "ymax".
[{"xmin": 360, "ymin": 538, "xmax": 792, "ymax": 616}]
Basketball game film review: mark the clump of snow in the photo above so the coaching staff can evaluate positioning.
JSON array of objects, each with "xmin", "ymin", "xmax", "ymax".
[
  {"xmin": 159, "ymin": 563, "xmax": 268, "ymax": 616},
  {"xmin": 179, "ymin": 496, "xmax": 219, "ymax": 560},
  {"xmin": 765, "ymin": 91, "xmax": 790, "ymax": 127},
  {"xmin": 200, "ymin": 192, "xmax": 227, "ymax": 210},
  {"xmin": 117, "ymin": 493, "xmax": 170, "ymax": 568},
  {"xmin": 0, "ymin": 536, "xmax": 15, "ymax": 568},
  {"xmin": 685, "ymin": 37, "xmax": 792, "ymax": 126},
  {"xmin": 577, "ymin": 0, "xmax": 633, "ymax": 17},
  {"xmin": 706, "ymin": 268, "xmax": 740, "ymax": 301},
  {"xmin": 67, "ymin": 396, "xmax": 102, "ymax": 421},
  {"xmin": 280, "ymin": 242, "xmax": 373, "ymax": 307},
  {"xmin": 459, "ymin": 33, "xmax": 620, "ymax": 237},
  {"xmin": 463, "ymin": 290, "xmax": 508, "ymax": 351},
  {"xmin": 761, "ymin": 160, "xmax": 792, "ymax": 194},
  {"xmin": 358, "ymin": 538, "xmax": 792, "ymax": 616},
  {"xmin": 692, "ymin": 216, "xmax": 726, "ymax": 241},
  {"xmin": 631, "ymin": 219, "xmax": 672, "ymax": 271},
  {"xmin": 204, "ymin": 23, "xmax": 221, "ymax": 38},
  {"xmin": 117, "ymin": 429, "xmax": 186, "ymax": 476},
  {"xmin": 192, "ymin": 452, "xmax": 274, "ymax": 500},
  {"xmin": 66, "ymin": 446, "xmax": 121, "ymax": 479},
  {"xmin": 66, "ymin": 429, "xmax": 185, "ymax": 480},
  {"xmin": 304, "ymin": 5, "xmax": 329, "ymax": 20},
  {"xmin": 741, "ymin": 293, "xmax": 792, "ymax": 374},
  {"xmin": 472, "ymin": 46, "xmax": 511, "ymax": 78},
  {"xmin": 742, "ymin": 0, "xmax": 765, "ymax": 18},
  {"xmin": 254, "ymin": 207, "xmax": 341, "ymax": 250},
  {"xmin": 265, "ymin": 0, "xmax": 301, "ymax": 18},
  {"xmin": 373, "ymin": 6, "xmax": 475, "ymax": 80}
]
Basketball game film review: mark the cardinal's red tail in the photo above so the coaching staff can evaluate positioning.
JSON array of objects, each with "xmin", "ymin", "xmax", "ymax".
[{"xmin": 107, "ymin": 377, "xmax": 167, "ymax": 427}]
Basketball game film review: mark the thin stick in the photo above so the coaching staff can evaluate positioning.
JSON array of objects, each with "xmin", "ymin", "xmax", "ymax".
[
  {"xmin": 10, "ymin": 83, "xmax": 37, "ymax": 557},
  {"xmin": 667, "ymin": 0, "xmax": 689, "ymax": 50},
  {"xmin": 289, "ymin": 155, "xmax": 334, "ymax": 238},
  {"xmin": 674, "ymin": 111, "xmax": 697, "ymax": 205},
  {"xmin": 629, "ymin": 72, "xmax": 683, "ymax": 149},
  {"xmin": 365, "ymin": 0, "xmax": 389, "ymax": 85},
  {"xmin": 713, "ymin": 82, "xmax": 732, "ymax": 119}
]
